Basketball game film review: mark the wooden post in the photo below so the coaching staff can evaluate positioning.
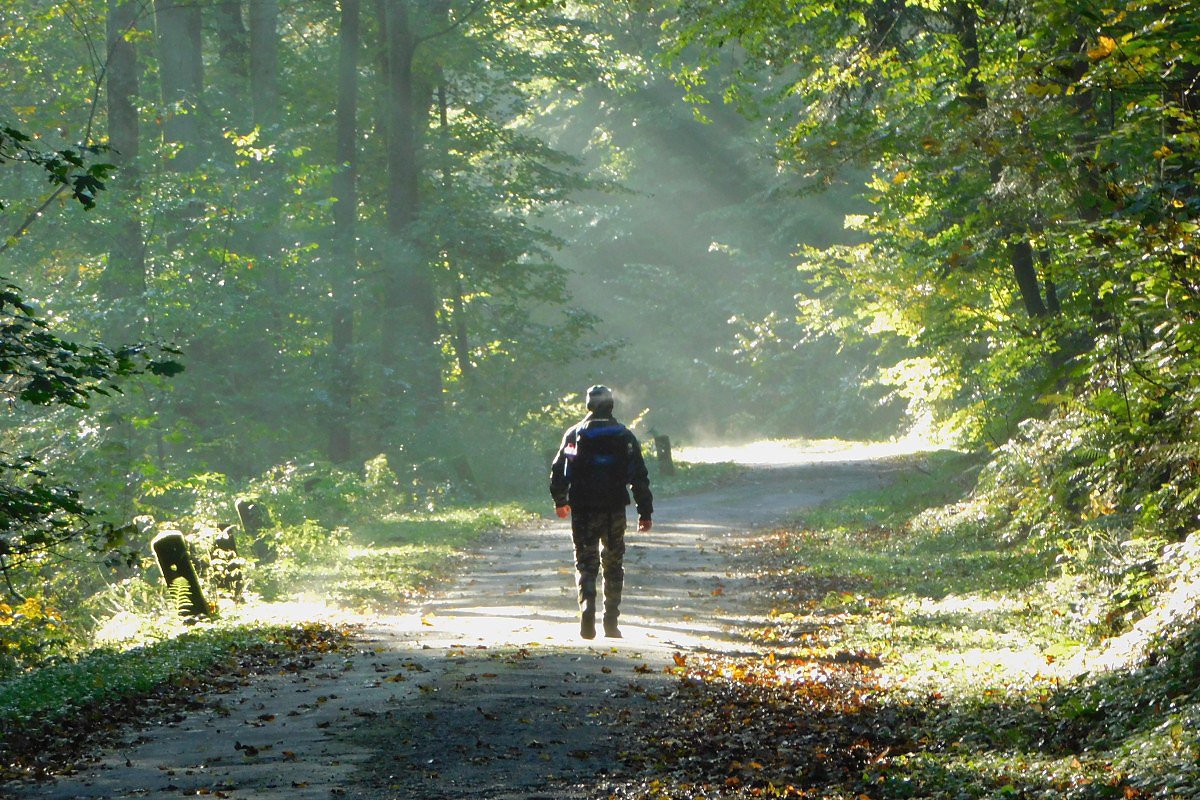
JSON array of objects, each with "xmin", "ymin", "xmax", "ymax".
[
  {"xmin": 451, "ymin": 455, "xmax": 483, "ymax": 500},
  {"xmin": 236, "ymin": 498, "xmax": 275, "ymax": 563},
  {"xmin": 151, "ymin": 530, "xmax": 210, "ymax": 618},
  {"xmin": 654, "ymin": 434, "xmax": 676, "ymax": 476},
  {"xmin": 212, "ymin": 524, "xmax": 246, "ymax": 599},
  {"xmin": 214, "ymin": 523, "xmax": 238, "ymax": 553}
]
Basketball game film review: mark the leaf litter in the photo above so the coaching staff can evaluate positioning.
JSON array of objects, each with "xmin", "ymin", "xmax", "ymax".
[{"xmin": 0, "ymin": 623, "xmax": 354, "ymax": 782}]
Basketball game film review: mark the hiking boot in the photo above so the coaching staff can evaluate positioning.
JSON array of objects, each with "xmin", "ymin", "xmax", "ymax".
[
  {"xmin": 603, "ymin": 618, "xmax": 621, "ymax": 638},
  {"xmin": 580, "ymin": 610, "xmax": 596, "ymax": 640}
]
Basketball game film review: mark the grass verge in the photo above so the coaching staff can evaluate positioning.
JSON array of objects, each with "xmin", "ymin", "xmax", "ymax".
[
  {"xmin": 618, "ymin": 450, "xmax": 1200, "ymax": 800},
  {"xmin": 0, "ymin": 622, "xmax": 352, "ymax": 781},
  {"xmin": 254, "ymin": 502, "xmax": 538, "ymax": 611},
  {"xmin": 650, "ymin": 459, "xmax": 744, "ymax": 497}
]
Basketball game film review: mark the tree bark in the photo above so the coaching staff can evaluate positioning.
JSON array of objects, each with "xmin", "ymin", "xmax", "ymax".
[
  {"xmin": 377, "ymin": 0, "xmax": 442, "ymax": 412},
  {"xmin": 153, "ymin": 0, "xmax": 203, "ymax": 171},
  {"xmin": 953, "ymin": 1, "xmax": 987, "ymax": 112},
  {"xmin": 103, "ymin": 0, "xmax": 145, "ymax": 341},
  {"xmin": 438, "ymin": 82, "xmax": 473, "ymax": 387},
  {"xmin": 213, "ymin": 1, "xmax": 249, "ymax": 80},
  {"xmin": 249, "ymin": 0, "xmax": 280, "ymax": 130},
  {"xmin": 329, "ymin": 0, "xmax": 360, "ymax": 463},
  {"xmin": 954, "ymin": 2, "xmax": 1051, "ymax": 321},
  {"xmin": 1008, "ymin": 239, "xmax": 1049, "ymax": 318}
]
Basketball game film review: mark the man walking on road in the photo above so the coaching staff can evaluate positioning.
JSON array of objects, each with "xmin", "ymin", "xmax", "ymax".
[{"xmin": 550, "ymin": 385, "xmax": 653, "ymax": 639}]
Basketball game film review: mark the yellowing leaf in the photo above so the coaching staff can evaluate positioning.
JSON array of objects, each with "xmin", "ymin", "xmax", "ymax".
[{"xmin": 1088, "ymin": 35, "xmax": 1117, "ymax": 60}]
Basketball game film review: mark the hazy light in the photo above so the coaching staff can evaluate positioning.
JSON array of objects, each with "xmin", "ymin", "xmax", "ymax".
[{"xmin": 677, "ymin": 435, "xmax": 940, "ymax": 466}]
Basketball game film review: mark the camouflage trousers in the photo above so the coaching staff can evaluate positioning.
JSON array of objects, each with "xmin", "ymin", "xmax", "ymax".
[{"xmin": 571, "ymin": 509, "xmax": 626, "ymax": 621}]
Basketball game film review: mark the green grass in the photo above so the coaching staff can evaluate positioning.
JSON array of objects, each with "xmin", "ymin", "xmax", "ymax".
[
  {"xmin": 252, "ymin": 501, "xmax": 538, "ymax": 611},
  {"xmin": 623, "ymin": 448, "xmax": 1200, "ymax": 800},
  {"xmin": 741, "ymin": 449, "xmax": 1200, "ymax": 800},
  {"xmin": 767, "ymin": 451, "xmax": 1066, "ymax": 681},
  {"xmin": 354, "ymin": 502, "xmax": 537, "ymax": 546},
  {"xmin": 0, "ymin": 623, "xmax": 349, "ymax": 776},
  {"xmin": 651, "ymin": 459, "xmax": 743, "ymax": 496}
]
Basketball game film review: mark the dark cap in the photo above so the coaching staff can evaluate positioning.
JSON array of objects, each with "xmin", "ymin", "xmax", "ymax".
[{"xmin": 585, "ymin": 384, "xmax": 614, "ymax": 413}]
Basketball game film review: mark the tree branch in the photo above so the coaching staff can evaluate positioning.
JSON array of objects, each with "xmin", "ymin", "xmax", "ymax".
[{"xmin": 415, "ymin": 0, "xmax": 488, "ymax": 45}]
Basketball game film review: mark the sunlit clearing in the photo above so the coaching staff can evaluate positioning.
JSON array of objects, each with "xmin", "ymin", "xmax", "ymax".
[
  {"xmin": 226, "ymin": 595, "xmax": 366, "ymax": 627},
  {"xmin": 908, "ymin": 647, "xmax": 1059, "ymax": 684},
  {"xmin": 678, "ymin": 435, "xmax": 941, "ymax": 466},
  {"xmin": 912, "ymin": 594, "xmax": 1018, "ymax": 616},
  {"xmin": 93, "ymin": 596, "xmax": 367, "ymax": 645}
]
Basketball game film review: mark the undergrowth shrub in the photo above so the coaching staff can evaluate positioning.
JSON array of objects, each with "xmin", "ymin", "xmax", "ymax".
[
  {"xmin": 0, "ymin": 598, "xmax": 70, "ymax": 676},
  {"xmin": 953, "ymin": 395, "xmax": 1200, "ymax": 641},
  {"xmin": 240, "ymin": 460, "xmax": 365, "ymax": 528}
]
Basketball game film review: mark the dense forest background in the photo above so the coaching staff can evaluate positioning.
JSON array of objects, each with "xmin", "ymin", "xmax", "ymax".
[{"xmin": 2, "ymin": 0, "xmax": 1199, "ymax": 681}]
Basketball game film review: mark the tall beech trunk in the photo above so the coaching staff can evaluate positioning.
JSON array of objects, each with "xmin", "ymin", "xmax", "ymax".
[
  {"xmin": 328, "ymin": 0, "xmax": 360, "ymax": 463},
  {"xmin": 954, "ymin": 1, "xmax": 1053, "ymax": 321},
  {"xmin": 153, "ymin": 0, "xmax": 203, "ymax": 171},
  {"xmin": 249, "ymin": 0, "xmax": 280, "ymax": 129},
  {"xmin": 377, "ymin": 0, "xmax": 441, "ymax": 412},
  {"xmin": 438, "ymin": 82, "xmax": 473, "ymax": 387},
  {"xmin": 1008, "ymin": 239, "xmax": 1049, "ymax": 318},
  {"xmin": 103, "ymin": 0, "xmax": 145, "ymax": 342},
  {"xmin": 214, "ymin": 2, "xmax": 249, "ymax": 80}
]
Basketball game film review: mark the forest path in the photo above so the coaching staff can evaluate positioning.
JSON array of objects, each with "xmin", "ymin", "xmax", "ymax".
[{"xmin": 13, "ymin": 454, "xmax": 908, "ymax": 800}]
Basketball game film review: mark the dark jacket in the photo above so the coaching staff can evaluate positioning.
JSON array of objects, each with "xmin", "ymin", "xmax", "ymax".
[{"xmin": 549, "ymin": 413, "xmax": 653, "ymax": 517}]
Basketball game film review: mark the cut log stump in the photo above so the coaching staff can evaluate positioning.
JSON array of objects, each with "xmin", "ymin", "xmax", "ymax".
[
  {"xmin": 654, "ymin": 434, "xmax": 676, "ymax": 476},
  {"xmin": 236, "ymin": 498, "xmax": 275, "ymax": 563},
  {"xmin": 151, "ymin": 530, "xmax": 210, "ymax": 618}
]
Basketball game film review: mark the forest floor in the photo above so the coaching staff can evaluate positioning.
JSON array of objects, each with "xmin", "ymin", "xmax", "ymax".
[{"xmin": 5, "ymin": 453, "xmax": 912, "ymax": 800}]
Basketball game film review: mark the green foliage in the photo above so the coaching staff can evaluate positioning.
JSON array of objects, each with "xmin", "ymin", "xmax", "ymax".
[
  {"xmin": 240, "ymin": 461, "xmax": 365, "ymax": 529},
  {"xmin": 253, "ymin": 502, "xmax": 536, "ymax": 608},
  {"xmin": 0, "ymin": 125, "xmax": 112, "ymax": 211},
  {"xmin": 665, "ymin": 0, "xmax": 1200, "ymax": 452},
  {"xmin": 646, "ymin": 457, "xmax": 742, "ymax": 497},
  {"xmin": 624, "ymin": 451, "xmax": 1199, "ymax": 800},
  {"xmin": 656, "ymin": 0, "xmax": 1200, "ymax": 678},
  {"xmin": 792, "ymin": 452, "xmax": 1057, "ymax": 606},
  {"xmin": 0, "ymin": 597, "xmax": 70, "ymax": 676},
  {"xmin": 269, "ymin": 520, "xmax": 349, "ymax": 565},
  {"xmin": 1, "ymin": 185, "xmax": 179, "ymax": 575}
]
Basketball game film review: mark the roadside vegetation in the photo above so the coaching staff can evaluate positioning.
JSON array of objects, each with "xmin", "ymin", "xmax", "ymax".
[
  {"xmin": 627, "ymin": 450, "xmax": 1200, "ymax": 800},
  {"xmin": 0, "ymin": 623, "xmax": 351, "ymax": 781}
]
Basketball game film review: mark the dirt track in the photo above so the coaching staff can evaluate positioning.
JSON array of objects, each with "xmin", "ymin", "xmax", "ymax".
[{"xmin": 9, "ymin": 459, "xmax": 900, "ymax": 800}]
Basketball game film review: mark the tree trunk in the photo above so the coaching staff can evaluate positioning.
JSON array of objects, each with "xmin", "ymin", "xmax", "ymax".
[
  {"xmin": 153, "ymin": 0, "xmax": 203, "ymax": 171},
  {"xmin": 438, "ymin": 82, "xmax": 473, "ymax": 387},
  {"xmin": 248, "ymin": 0, "xmax": 280, "ymax": 130},
  {"xmin": 213, "ymin": 1, "xmax": 249, "ymax": 80},
  {"xmin": 377, "ymin": 0, "xmax": 442, "ymax": 412},
  {"xmin": 329, "ymin": 0, "xmax": 360, "ymax": 463},
  {"xmin": 1008, "ymin": 239, "xmax": 1049, "ymax": 318},
  {"xmin": 953, "ymin": 1, "xmax": 987, "ymax": 112},
  {"xmin": 103, "ymin": 0, "xmax": 145, "ymax": 342},
  {"xmin": 955, "ymin": 2, "xmax": 1051, "ymax": 322}
]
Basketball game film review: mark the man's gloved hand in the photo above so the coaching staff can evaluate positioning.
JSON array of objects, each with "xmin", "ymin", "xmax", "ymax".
[
  {"xmin": 555, "ymin": 504, "xmax": 571, "ymax": 519},
  {"xmin": 637, "ymin": 517, "xmax": 652, "ymax": 532}
]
